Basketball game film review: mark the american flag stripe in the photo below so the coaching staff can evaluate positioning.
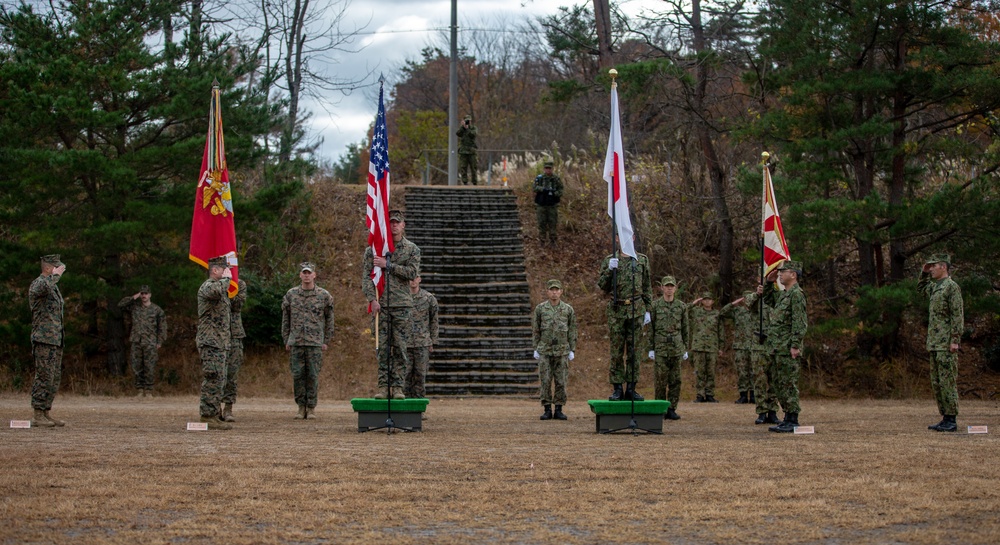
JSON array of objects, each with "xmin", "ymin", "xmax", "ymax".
[{"xmin": 366, "ymin": 82, "xmax": 393, "ymax": 312}]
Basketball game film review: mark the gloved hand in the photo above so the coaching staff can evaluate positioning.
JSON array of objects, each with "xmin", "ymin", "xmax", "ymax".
[
  {"xmin": 643, "ymin": 312, "xmax": 651, "ymax": 326},
  {"xmin": 533, "ymin": 350, "xmax": 540, "ymax": 360},
  {"xmin": 683, "ymin": 352, "xmax": 689, "ymax": 360},
  {"xmin": 648, "ymin": 350, "xmax": 655, "ymax": 360},
  {"xmin": 568, "ymin": 351, "xmax": 575, "ymax": 361},
  {"xmin": 608, "ymin": 258, "xmax": 619, "ymax": 270}
]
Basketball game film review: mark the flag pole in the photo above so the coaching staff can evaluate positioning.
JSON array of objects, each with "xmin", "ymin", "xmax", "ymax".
[
  {"xmin": 758, "ymin": 151, "xmax": 769, "ymax": 345},
  {"xmin": 609, "ymin": 69, "xmax": 619, "ymax": 307}
]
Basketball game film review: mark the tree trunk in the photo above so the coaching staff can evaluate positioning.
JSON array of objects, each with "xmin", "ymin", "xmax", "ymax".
[
  {"xmin": 592, "ymin": 0, "xmax": 613, "ymax": 69},
  {"xmin": 106, "ymin": 298, "xmax": 127, "ymax": 376},
  {"xmin": 888, "ymin": 34, "xmax": 909, "ymax": 282}
]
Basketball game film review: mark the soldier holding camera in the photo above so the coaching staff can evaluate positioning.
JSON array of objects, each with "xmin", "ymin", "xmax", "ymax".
[{"xmin": 532, "ymin": 161, "xmax": 563, "ymax": 246}]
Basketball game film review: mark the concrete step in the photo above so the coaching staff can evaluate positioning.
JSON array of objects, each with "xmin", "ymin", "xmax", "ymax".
[
  {"xmin": 433, "ymin": 292, "xmax": 530, "ymax": 305},
  {"xmin": 425, "ymin": 372, "xmax": 539, "ymax": 385},
  {"xmin": 440, "ymin": 314, "xmax": 531, "ymax": 327},
  {"xmin": 404, "ymin": 212, "xmax": 520, "ymax": 224},
  {"xmin": 421, "ymin": 263, "xmax": 526, "ymax": 276},
  {"xmin": 427, "ymin": 282, "xmax": 530, "ymax": 296},
  {"xmin": 437, "ymin": 336, "xmax": 533, "ymax": 349},
  {"xmin": 420, "ymin": 255, "xmax": 524, "ymax": 266},
  {"xmin": 424, "ymin": 272, "xmax": 527, "ymax": 284},
  {"xmin": 438, "ymin": 325, "xmax": 531, "ymax": 338},
  {"xmin": 439, "ymin": 303, "xmax": 531, "ymax": 315},
  {"xmin": 417, "ymin": 244, "xmax": 525, "ymax": 255},
  {"xmin": 432, "ymin": 347, "xmax": 534, "ymax": 360},
  {"xmin": 424, "ymin": 383, "xmax": 538, "ymax": 396}
]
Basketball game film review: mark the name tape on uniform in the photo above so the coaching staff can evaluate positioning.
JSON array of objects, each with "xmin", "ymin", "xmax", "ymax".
[
  {"xmin": 10, "ymin": 420, "xmax": 31, "ymax": 429},
  {"xmin": 967, "ymin": 425, "xmax": 988, "ymax": 434},
  {"xmin": 793, "ymin": 426, "xmax": 815, "ymax": 435},
  {"xmin": 186, "ymin": 422, "xmax": 209, "ymax": 431}
]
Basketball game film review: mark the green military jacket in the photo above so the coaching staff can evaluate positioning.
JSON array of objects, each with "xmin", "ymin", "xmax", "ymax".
[
  {"xmin": 29, "ymin": 273, "xmax": 64, "ymax": 346},
  {"xmin": 197, "ymin": 278, "xmax": 231, "ymax": 350},
  {"xmin": 118, "ymin": 297, "xmax": 167, "ymax": 346},
  {"xmin": 281, "ymin": 285, "xmax": 335, "ymax": 347},
  {"xmin": 532, "ymin": 300, "xmax": 577, "ymax": 356},
  {"xmin": 688, "ymin": 305, "xmax": 724, "ymax": 352},
  {"xmin": 742, "ymin": 292, "xmax": 768, "ymax": 353},
  {"xmin": 362, "ymin": 237, "xmax": 421, "ymax": 309},
  {"xmin": 597, "ymin": 252, "xmax": 652, "ymax": 316},
  {"xmin": 230, "ymin": 279, "xmax": 247, "ymax": 340},
  {"xmin": 409, "ymin": 288, "xmax": 439, "ymax": 348},
  {"xmin": 532, "ymin": 174, "xmax": 563, "ymax": 207},
  {"xmin": 918, "ymin": 273, "xmax": 963, "ymax": 351},
  {"xmin": 763, "ymin": 281, "xmax": 807, "ymax": 356},
  {"xmin": 456, "ymin": 124, "xmax": 478, "ymax": 154},
  {"xmin": 649, "ymin": 297, "xmax": 689, "ymax": 356},
  {"xmin": 720, "ymin": 297, "xmax": 764, "ymax": 351}
]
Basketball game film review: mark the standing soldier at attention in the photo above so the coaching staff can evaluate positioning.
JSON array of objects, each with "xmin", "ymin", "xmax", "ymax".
[
  {"xmin": 532, "ymin": 161, "xmax": 564, "ymax": 246},
  {"xmin": 758, "ymin": 260, "xmax": 808, "ymax": 433},
  {"xmin": 29, "ymin": 254, "xmax": 67, "ymax": 428},
  {"xmin": 743, "ymin": 290, "xmax": 780, "ymax": 425},
  {"xmin": 532, "ymin": 279, "xmax": 577, "ymax": 421},
  {"xmin": 597, "ymin": 239, "xmax": 652, "ymax": 401},
  {"xmin": 648, "ymin": 276, "xmax": 688, "ymax": 420},
  {"xmin": 919, "ymin": 254, "xmax": 964, "ymax": 432},
  {"xmin": 118, "ymin": 285, "xmax": 167, "ymax": 398},
  {"xmin": 222, "ymin": 279, "xmax": 247, "ymax": 422},
  {"xmin": 405, "ymin": 275, "xmax": 438, "ymax": 399},
  {"xmin": 363, "ymin": 209, "xmax": 421, "ymax": 399},
  {"xmin": 456, "ymin": 115, "xmax": 478, "ymax": 185},
  {"xmin": 196, "ymin": 257, "xmax": 233, "ymax": 430},
  {"xmin": 688, "ymin": 292, "xmax": 723, "ymax": 403},
  {"xmin": 282, "ymin": 262, "xmax": 335, "ymax": 419},
  {"xmin": 720, "ymin": 293, "xmax": 756, "ymax": 405}
]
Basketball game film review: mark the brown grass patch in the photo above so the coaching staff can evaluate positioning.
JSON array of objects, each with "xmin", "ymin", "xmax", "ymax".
[{"xmin": 2, "ymin": 395, "xmax": 998, "ymax": 544}]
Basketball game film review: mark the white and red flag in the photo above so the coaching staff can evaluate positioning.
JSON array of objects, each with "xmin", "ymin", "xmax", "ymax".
[
  {"xmin": 603, "ymin": 79, "xmax": 635, "ymax": 258},
  {"xmin": 366, "ymin": 80, "xmax": 394, "ymax": 313},
  {"xmin": 761, "ymin": 156, "xmax": 790, "ymax": 275}
]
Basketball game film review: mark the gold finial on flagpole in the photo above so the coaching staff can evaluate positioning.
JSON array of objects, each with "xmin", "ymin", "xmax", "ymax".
[
  {"xmin": 761, "ymin": 151, "xmax": 770, "ymax": 165},
  {"xmin": 609, "ymin": 68, "xmax": 618, "ymax": 89}
]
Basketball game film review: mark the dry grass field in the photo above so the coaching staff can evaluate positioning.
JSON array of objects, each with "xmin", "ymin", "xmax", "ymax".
[{"xmin": 2, "ymin": 394, "xmax": 998, "ymax": 545}]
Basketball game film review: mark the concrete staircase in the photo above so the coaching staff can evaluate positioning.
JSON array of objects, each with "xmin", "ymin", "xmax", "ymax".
[{"xmin": 404, "ymin": 186, "xmax": 537, "ymax": 396}]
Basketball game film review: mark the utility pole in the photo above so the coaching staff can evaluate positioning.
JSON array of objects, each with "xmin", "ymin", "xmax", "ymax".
[{"xmin": 447, "ymin": 0, "xmax": 459, "ymax": 185}]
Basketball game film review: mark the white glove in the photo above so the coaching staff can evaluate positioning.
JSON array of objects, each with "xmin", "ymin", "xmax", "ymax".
[
  {"xmin": 648, "ymin": 350, "xmax": 655, "ymax": 360},
  {"xmin": 643, "ymin": 312, "xmax": 651, "ymax": 325},
  {"xmin": 568, "ymin": 351, "xmax": 575, "ymax": 361},
  {"xmin": 608, "ymin": 258, "xmax": 619, "ymax": 270},
  {"xmin": 683, "ymin": 351, "xmax": 689, "ymax": 360},
  {"xmin": 533, "ymin": 350, "xmax": 540, "ymax": 360}
]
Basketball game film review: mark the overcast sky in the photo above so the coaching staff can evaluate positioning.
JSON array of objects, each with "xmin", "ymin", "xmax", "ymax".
[{"xmin": 303, "ymin": 0, "xmax": 664, "ymax": 163}]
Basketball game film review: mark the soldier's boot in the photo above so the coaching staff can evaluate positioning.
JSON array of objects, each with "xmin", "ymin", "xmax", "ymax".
[
  {"xmin": 540, "ymin": 404, "xmax": 552, "ymax": 420},
  {"xmin": 625, "ymin": 383, "xmax": 644, "ymax": 401},
  {"xmin": 665, "ymin": 408, "xmax": 680, "ymax": 421},
  {"xmin": 735, "ymin": 391, "xmax": 749, "ymax": 404},
  {"xmin": 43, "ymin": 411, "xmax": 65, "ymax": 427},
  {"xmin": 695, "ymin": 394, "xmax": 705, "ymax": 403},
  {"xmin": 749, "ymin": 390, "xmax": 756, "ymax": 403},
  {"xmin": 765, "ymin": 411, "xmax": 780, "ymax": 424},
  {"xmin": 928, "ymin": 417, "xmax": 948, "ymax": 431},
  {"xmin": 391, "ymin": 388, "xmax": 405, "ymax": 400},
  {"xmin": 305, "ymin": 407, "xmax": 316, "ymax": 420},
  {"xmin": 31, "ymin": 409, "xmax": 55, "ymax": 428},
  {"xmin": 295, "ymin": 406, "xmax": 306, "ymax": 419},
  {"xmin": 935, "ymin": 415, "xmax": 958, "ymax": 432},
  {"xmin": 554, "ymin": 405, "xmax": 567, "ymax": 420},
  {"xmin": 373, "ymin": 390, "xmax": 387, "ymax": 400},
  {"xmin": 705, "ymin": 395, "xmax": 718, "ymax": 403},
  {"xmin": 200, "ymin": 416, "xmax": 232, "ymax": 430},
  {"xmin": 755, "ymin": 413, "xmax": 768, "ymax": 425},
  {"xmin": 608, "ymin": 384, "xmax": 624, "ymax": 401},
  {"xmin": 222, "ymin": 403, "xmax": 235, "ymax": 423},
  {"xmin": 769, "ymin": 412, "xmax": 797, "ymax": 433}
]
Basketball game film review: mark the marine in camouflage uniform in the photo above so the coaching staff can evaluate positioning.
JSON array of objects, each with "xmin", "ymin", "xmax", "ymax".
[
  {"xmin": 29, "ymin": 254, "xmax": 67, "ymax": 428},
  {"xmin": 760, "ymin": 260, "xmax": 808, "ymax": 433},
  {"xmin": 197, "ymin": 257, "xmax": 233, "ymax": 429},
  {"xmin": 648, "ymin": 276, "xmax": 688, "ymax": 420},
  {"xmin": 456, "ymin": 115, "xmax": 478, "ymax": 185},
  {"xmin": 532, "ymin": 279, "xmax": 577, "ymax": 420},
  {"xmin": 597, "ymin": 248, "xmax": 652, "ymax": 401},
  {"xmin": 919, "ymin": 254, "xmax": 964, "ymax": 432},
  {"xmin": 222, "ymin": 279, "xmax": 247, "ymax": 421},
  {"xmin": 720, "ymin": 293, "xmax": 756, "ymax": 404},
  {"xmin": 744, "ymin": 291, "xmax": 779, "ymax": 425},
  {"xmin": 688, "ymin": 293, "xmax": 724, "ymax": 402},
  {"xmin": 405, "ymin": 276, "xmax": 438, "ymax": 398},
  {"xmin": 118, "ymin": 285, "xmax": 167, "ymax": 395},
  {"xmin": 282, "ymin": 263, "xmax": 335, "ymax": 419},
  {"xmin": 363, "ymin": 209, "xmax": 421, "ymax": 398},
  {"xmin": 532, "ymin": 162, "xmax": 563, "ymax": 245}
]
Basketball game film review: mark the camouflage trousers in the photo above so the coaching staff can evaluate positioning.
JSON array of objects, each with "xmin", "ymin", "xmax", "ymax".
[
  {"xmin": 223, "ymin": 338, "xmax": 244, "ymax": 405},
  {"xmin": 608, "ymin": 313, "xmax": 645, "ymax": 384},
  {"xmin": 929, "ymin": 350, "xmax": 959, "ymax": 416},
  {"xmin": 734, "ymin": 348, "xmax": 753, "ymax": 392},
  {"xmin": 130, "ymin": 342, "xmax": 158, "ymax": 390},
  {"xmin": 198, "ymin": 345, "xmax": 228, "ymax": 418},
  {"xmin": 404, "ymin": 346, "xmax": 430, "ymax": 398},
  {"xmin": 459, "ymin": 153, "xmax": 477, "ymax": 185},
  {"xmin": 768, "ymin": 352, "xmax": 801, "ymax": 415},
  {"xmin": 375, "ymin": 308, "xmax": 410, "ymax": 389},
  {"xmin": 692, "ymin": 351, "xmax": 717, "ymax": 398},
  {"xmin": 538, "ymin": 353, "xmax": 569, "ymax": 406},
  {"xmin": 536, "ymin": 205, "xmax": 558, "ymax": 244},
  {"xmin": 289, "ymin": 346, "xmax": 323, "ymax": 409},
  {"xmin": 31, "ymin": 342, "xmax": 63, "ymax": 411},
  {"xmin": 752, "ymin": 349, "xmax": 779, "ymax": 414},
  {"xmin": 653, "ymin": 353, "xmax": 682, "ymax": 410}
]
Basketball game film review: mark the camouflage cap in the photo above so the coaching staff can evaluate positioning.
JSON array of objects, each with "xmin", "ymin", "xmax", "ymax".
[
  {"xmin": 208, "ymin": 256, "xmax": 229, "ymax": 269},
  {"xmin": 546, "ymin": 279, "xmax": 562, "ymax": 290},
  {"xmin": 463, "ymin": 115, "xmax": 472, "ymax": 121},
  {"xmin": 925, "ymin": 253, "xmax": 951, "ymax": 265},
  {"xmin": 700, "ymin": 291, "xmax": 714, "ymax": 300},
  {"xmin": 299, "ymin": 262, "xmax": 316, "ymax": 273},
  {"xmin": 389, "ymin": 209, "xmax": 405, "ymax": 222},
  {"xmin": 543, "ymin": 161, "xmax": 554, "ymax": 168},
  {"xmin": 41, "ymin": 254, "xmax": 64, "ymax": 267},
  {"xmin": 778, "ymin": 260, "xmax": 803, "ymax": 272},
  {"xmin": 139, "ymin": 285, "xmax": 150, "ymax": 294},
  {"xmin": 659, "ymin": 275, "xmax": 677, "ymax": 286}
]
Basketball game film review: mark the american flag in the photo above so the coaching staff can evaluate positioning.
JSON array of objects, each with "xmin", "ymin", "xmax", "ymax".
[{"xmin": 366, "ymin": 81, "xmax": 394, "ymax": 313}]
